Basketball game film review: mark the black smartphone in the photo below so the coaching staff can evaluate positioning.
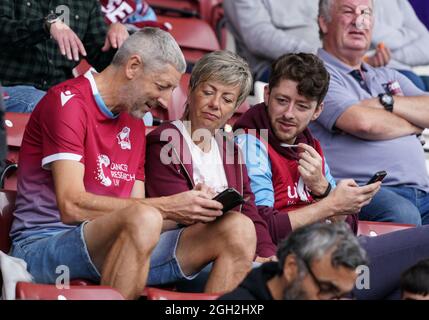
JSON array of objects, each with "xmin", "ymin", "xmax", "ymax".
[
  {"xmin": 213, "ymin": 188, "xmax": 245, "ymax": 213},
  {"xmin": 366, "ymin": 171, "xmax": 387, "ymax": 185}
]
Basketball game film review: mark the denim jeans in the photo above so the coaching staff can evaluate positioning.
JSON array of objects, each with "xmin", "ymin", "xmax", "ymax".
[
  {"xmin": 359, "ymin": 186, "xmax": 429, "ymax": 225},
  {"xmin": 3, "ymin": 85, "xmax": 46, "ymax": 113}
]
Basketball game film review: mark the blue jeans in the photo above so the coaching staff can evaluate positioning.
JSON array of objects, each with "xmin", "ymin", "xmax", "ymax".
[
  {"xmin": 359, "ymin": 186, "xmax": 429, "ymax": 225},
  {"xmin": 10, "ymin": 224, "xmax": 201, "ymax": 285},
  {"xmin": 3, "ymin": 85, "xmax": 46, "ymax": 113},
  {"xmin": 397, "ymin": 70, "xmax": 428, "ymax": 91}
]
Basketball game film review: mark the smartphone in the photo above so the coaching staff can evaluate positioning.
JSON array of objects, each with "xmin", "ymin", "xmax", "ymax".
[
  {"xmin": 366, "ymin": 171, "xmax": 387, "ymax": 185},
  {"xmin": 213, "ymin": 188, "xmax": 245, "ymax": 213}
]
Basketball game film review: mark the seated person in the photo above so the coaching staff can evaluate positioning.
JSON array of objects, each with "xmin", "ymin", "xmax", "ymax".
[
  {"xmin": 312, "ymin": 0, "xmax": 429, "ymax": 225},
  {"xmin": 223, "ymin": 0, "xmax": 321, "ymax": 82},
  {"xmin": 401, "ymin": 259, "xmax": 429, "ymax": 300},
  {"xmin": 234, "ymin": 52, "xmax": 429, "ymax": 299},
  {"xmin": 220, "ymin": 222, "xmax": 367, "ymax": 300},
  {"xmin": 372, "ymin": 0, "xmax": 429, "ymax": 91},
  {"xmin": 9, "ymin": 28, "xmax": 254, "ymax": 300},
  {"xmin": 145, "ymin": 50, "xmax": 276, "ymax": 263},
  {"xmin": 0, "ymin": 0, "xmax": 129, "ymax": 112}
]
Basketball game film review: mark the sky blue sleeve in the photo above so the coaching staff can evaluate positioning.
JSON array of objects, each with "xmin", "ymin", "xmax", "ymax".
[
  {"xmin": 324, "ymin": 159, "xmax": 337, "ymax": 188},
  {"xmin": 235, "ymin": 134, "xmax": 274, "ymax": 207}
]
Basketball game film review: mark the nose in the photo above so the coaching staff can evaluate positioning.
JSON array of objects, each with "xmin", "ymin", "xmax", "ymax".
[
  {"xmin": 157, "ymin": 89, "xmax": 174, "ymax": 110},
  {"xmin": 283, "ymin": 102, "xmax": 296, "ymax": 119},
  {"xmin": 208, "ymin": 93, "xmax": 221, "ymax": 110}
]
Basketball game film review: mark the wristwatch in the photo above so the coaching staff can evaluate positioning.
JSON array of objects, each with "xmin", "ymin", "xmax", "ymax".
[
  {"xmin": 44, "ymin": 12, "xmax": 60, "ymax": 34},
  {"xmin": 378, "ymin": 93, "xmax": 394, "ymax": 112}
]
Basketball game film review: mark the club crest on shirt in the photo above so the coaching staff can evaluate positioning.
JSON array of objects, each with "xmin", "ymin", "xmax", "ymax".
[{"xmin": 117, "ymin": 127, "xmax": 131, "ymax": 150}]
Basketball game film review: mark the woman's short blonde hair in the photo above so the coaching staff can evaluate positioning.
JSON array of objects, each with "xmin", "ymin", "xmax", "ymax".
[{"xmin": 189, "ymin": 51, "xmax": 253, "ymax": 109}]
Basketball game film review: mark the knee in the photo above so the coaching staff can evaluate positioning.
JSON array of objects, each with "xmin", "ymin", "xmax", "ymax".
[
  {"xmin": 388, "ymin": 201, "xmax": 422, "ymax": 226},
  {"xmin": 122, "ymin": 204, "xmax": 163, "ymax": 247},
  {"xmin": 219, "ymin": 212, "xmax": 256, "ymax": 257}
]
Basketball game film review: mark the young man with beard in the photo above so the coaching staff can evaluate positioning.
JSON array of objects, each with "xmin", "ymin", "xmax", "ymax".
[{"xmin": 232, "ymin": 52, "xmax": 429, "ymax": 299}]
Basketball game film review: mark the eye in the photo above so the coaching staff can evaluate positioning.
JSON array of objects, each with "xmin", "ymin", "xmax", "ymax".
[
  {"xmin": 203, "ymin": 90, "xmax": 214, "ymax": 96},
  {"xmin": 298, "ymin": 104, "xmax": 311, "ymax": 110},
  {"xmin": 157, "ymin": 84, "xmax": 169, "ymax": 91},
  {"xmin": 223, "ymin": 97, "xmax": 234, "ymax": 104},
  {"xmin": 276, "ymin": 98, "xmax": 289, "ymax": 105}
]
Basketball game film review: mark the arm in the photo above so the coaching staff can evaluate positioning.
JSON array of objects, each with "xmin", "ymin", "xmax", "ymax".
[
  {"xmin": 223, "ymin": 0, "xmax": 314, "ymax": 61},
  {"xmin": 240, "ymin": 155, "xmax": 277, "ymax": 258},
  {"xmin": 321, "ymin": 73, "xmax": 422, "ymax": 140},
  {"xmin": 0, "ymin": 0, "xmax": 48, "ymax": 48},
  {"xmin": 83, "ymin": 2, "xmax": 117, "ymax": 72},
  {"xmin": 389, "ymin": 1, "xmax": 429, "ymax": 66}
]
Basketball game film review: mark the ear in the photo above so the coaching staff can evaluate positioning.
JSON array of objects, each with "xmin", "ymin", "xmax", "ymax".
[
  {"xmin": 318, "ymin": 16, "xmax": 329, "ymax": 37},
  {"xmin": 264, "ymin": 85, "xmax": 270, "ymax": 106},
  {"xmin": 283, "ymin": 254, "xmax": 299, "ymax": 283},
  {"xmin": 311, "ymin": 102, "xmax": 324, "ymax": 121},
  {"xmin": 125, "ymin": 55, "xmax": 143, "ymax": 80}
]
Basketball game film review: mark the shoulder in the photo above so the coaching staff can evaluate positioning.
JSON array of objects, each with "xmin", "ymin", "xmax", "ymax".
[{"xmin": 43, "ymin": 77, "xmax": 91, "ymax": 111}]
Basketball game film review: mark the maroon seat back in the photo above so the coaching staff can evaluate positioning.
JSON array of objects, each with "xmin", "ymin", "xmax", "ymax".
[
  {"xmin": 0, "ymin": 189, "xmax": 16, "ymax": 254},
  {"xmin": 16, "ymin": 282, "xmax": 125, "ymax": 300},
  {"xmin": 357, "ymin": 220, "xmax": 415, "ymax": 237}
]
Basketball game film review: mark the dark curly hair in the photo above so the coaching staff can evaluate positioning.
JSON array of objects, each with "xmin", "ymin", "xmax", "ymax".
[{"xmin": 269, "ymin": 53, "xmax": 330, "ymax": 106}]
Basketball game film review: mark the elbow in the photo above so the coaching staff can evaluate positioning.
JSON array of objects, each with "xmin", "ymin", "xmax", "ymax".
[{"xmin": 58, "ymin": 196, "xmax": 84, "ymax": 225}]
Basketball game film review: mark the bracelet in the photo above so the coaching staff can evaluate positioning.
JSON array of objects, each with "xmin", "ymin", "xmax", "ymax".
[{"xmin": 310, "ymin": 182, "xmax": 332, "ymax": 199}]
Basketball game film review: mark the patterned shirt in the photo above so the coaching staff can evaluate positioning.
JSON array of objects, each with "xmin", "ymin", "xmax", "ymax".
[{"xmin": 0, "ymin": 0, "xmax": 115, "ymax": 91}]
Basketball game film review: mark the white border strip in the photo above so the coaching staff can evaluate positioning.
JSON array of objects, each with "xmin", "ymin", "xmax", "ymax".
[{"xmin": 42, "ymin": 153, "xmax": 83, "ymax": 169}]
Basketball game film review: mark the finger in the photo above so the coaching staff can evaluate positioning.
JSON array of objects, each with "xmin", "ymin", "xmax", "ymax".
[
  {"xmin": 70, "ymin": 38, "xmax": 80, "ymax": 61},
  {"xmin": 57, "ymin": 37, "xmax": 66, "ymax": 56},
  {"xmin": 297, "ymin": 143, "xmax": 320, "ymax": 158},
  {"xmin": 64, "ymin": 36, "xmax": 73, "ymax": 60},
  {"xmin": 359, "ymin": 181, "xmax": 381, "ymax": 193},
  {"xmin": 110, "ymin": 33, "xmax": 118, "ymax": 49},
  {"xmin": 101, "ymin": 36, "xmax": 111, "ymax": 52},
  {"xmin": 341, "ymin": 179, "xmax": 359, "ymax": 188},
  {"xmin": 75, "ymin": 36, "xmax": 87, "ymax": 57},
  {"xmin": 298, "ymin": 161, "xmax": 316, "ymax": 176},
  {"xmin": 298, "ymin": 165, "xmax": 311, "ymax": 178},
  {"xmin": 197, "ymin": 197, "xmax": 224, "ymax": 211},
  {"xmin": 299, "ymin": 152, "xmax": 322, "ymax": 168}
]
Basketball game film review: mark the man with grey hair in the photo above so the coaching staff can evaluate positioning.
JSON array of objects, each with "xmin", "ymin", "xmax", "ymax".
[
  {"xmin": 220, "ymin": 222, "xmax": 367, "ymax": 300},
  {"xmin": 311, "ymin": 0, "xmax": 429, "ymax": 225},
  {"xmin": 8, "ymin": 27, "xmax": 244, "ymax": 300}
]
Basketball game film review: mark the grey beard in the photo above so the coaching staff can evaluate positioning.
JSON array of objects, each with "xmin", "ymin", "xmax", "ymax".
[{"xmin": 283, "ymin": 278, "xmax": 309, "ymax": 300}]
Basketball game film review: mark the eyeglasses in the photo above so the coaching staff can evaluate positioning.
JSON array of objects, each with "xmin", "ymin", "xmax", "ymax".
[{"xmin": 299, "ymin": 257, "xmax": 354, "ymax": 300}]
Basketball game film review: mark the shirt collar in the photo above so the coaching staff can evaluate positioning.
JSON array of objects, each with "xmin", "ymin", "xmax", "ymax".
[
  {"xmin": 318, "ymin": 48, "xmax": 369, "ymax": 74},
  {"xmin": 84, "ymin": 70, "xmax": 119, "ymax": 119}
]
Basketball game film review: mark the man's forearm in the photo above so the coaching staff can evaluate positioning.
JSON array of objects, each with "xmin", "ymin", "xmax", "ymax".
[
  {"xmin": 336, "ymin": 104, "xmax": 421, "ymax": 140},
  {"xmin": 288, "ymin": 198, "xmax": 338, "ymax": 230},
  {"xmin": 390, "ymin": 96, "xmax": 429, "ymax": 129}
]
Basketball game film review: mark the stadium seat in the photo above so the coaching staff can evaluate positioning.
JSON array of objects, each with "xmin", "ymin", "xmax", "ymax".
[
  {"xmin": 167, "ymin": 73, "xmax": 190, "ymax": 121},
  {"xmin": 148, "ymin": 0, "xmax": 200, "ymax": 18},
  {"xmin": 2, "ymin": 113, "xmax": 31, "ymax": 190},
  {"xmin": 15, "ymin": 282, "xmax": 125, "ymax": 300},
  {"xmin": 357, "ymin": 220, "xmax": 415, "ymax": 237},
  {"xmin": 157, "ymin": 15, "xmax": 220, "ymax": 65},
  {"xmin": 146, "ymin": 287, "xmax": 220, "ymax": 300},
  {"xmin": 72, "ymin": 59, "xmax": 92, "ymax": 78}
]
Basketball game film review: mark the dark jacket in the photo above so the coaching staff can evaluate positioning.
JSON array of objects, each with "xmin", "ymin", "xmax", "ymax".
[
  {"xmin": 145, "ymin": 122, "xmax": 277, "ymax": 257},
  {"xmin": 219, "ymin": 262, "xmax": 277, "ymax": 300}
]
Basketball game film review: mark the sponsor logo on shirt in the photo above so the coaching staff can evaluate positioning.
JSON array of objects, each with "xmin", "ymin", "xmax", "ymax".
[
  {"xmin": 60, "ymin": 90, "xmax": 75, "ymax": 107},
  {"xmin": 287, "ymin": 177, "xmax": 312, "ymax": 205},
  {"xmin": 117, "ymin": 127, "xmax": 132, "ymax": 150},
  {"xmin": 95, "ymin": 154, "xmax": 136, "ymax": 187}
]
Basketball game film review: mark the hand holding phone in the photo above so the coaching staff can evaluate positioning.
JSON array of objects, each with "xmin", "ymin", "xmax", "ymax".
[
  {"xmin": 366, "ymin": 171, "xmax": 387, "ymax": 185},
  {"xmin": 212, "ymin": 188, "xmax": 245, "ymax": 213}
]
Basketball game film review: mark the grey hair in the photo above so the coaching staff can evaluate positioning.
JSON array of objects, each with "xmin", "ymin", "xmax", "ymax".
[
  {"xmin": 318, "ymin": 0, "xmax": 374, "ymax": 38},
  {"xmin": 189, "ymin": 50, "xmax": 253, "ymax": 109},
  {"xmin": 112, "ymin": 27, "xmax": 186, "ymax": 73},
  {"xmin": 277, "ymin": 222, "xmax": 368, "ymax": 274}
]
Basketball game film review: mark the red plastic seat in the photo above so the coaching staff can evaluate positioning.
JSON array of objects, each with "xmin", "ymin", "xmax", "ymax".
[
  {"xmin": 15, "ymin": 282, "xmax": 125, "ymax": 300},
  {"xmin": 357, "ymin": 220, "xmax": 415, "ymax": 237},
  {"xmin": 146, "ymin": 287, "xmax": 220, "ymax": 300},
  {"xmin": 157, "ymin": 15, "xmax": 220, "ymax": 64},
  {"xmin": 0, "ymin": 189, "xmax": 17, "ymax": 254}
]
